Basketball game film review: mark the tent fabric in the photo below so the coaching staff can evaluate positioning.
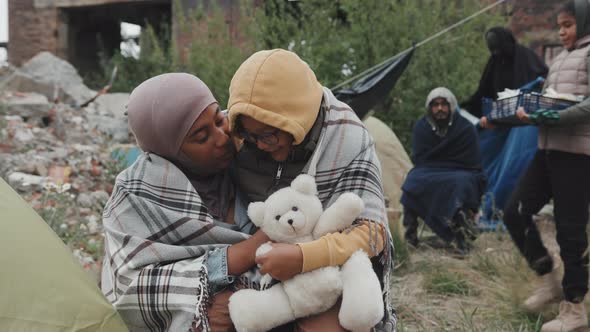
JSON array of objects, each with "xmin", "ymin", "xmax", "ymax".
[
  {"xmin": 478, "ymin": 126, "xmax": 539, "ymax": 228},
  {"xmin": 0, "ymin": 178, "xmax": 128, "ymax": 332},
  {"xmin": 362, "ymin": 116, "xmax": 412, "ymax": 219},
  {"xmin": 475, "ymin": 77, "xmax": 544, "ymax": 229},
  {"xmin": 335, "ymin": 49, "xmax": 415, "ymax": 119}
]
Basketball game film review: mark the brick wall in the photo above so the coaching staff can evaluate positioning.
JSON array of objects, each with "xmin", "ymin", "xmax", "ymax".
[
  {"xmin": 510, "ymin": 0, "xmax": 564, "ymax": 59},
  {"xmin": 172, "ymin": 0, "xmax": 242, "ymax": 63},
  {"xmin": 8, "ymin": 0, "xmax": 161, "ymax": 66},
  {"xmin": 6, "ymin": 0, "xmax": 572, "ymax": 67},
  {"xmin": 8, "ymin": 0, "xmax": 59, "ymax": 65}
]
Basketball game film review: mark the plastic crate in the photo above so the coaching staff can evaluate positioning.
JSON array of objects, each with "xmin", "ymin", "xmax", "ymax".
[
  {"xmin": 525, "ymin": 93, "xmax": 579, "ymax": 112},
  {"xmin": 482, "ymin": 94, "xmax": 525, "ymax": 126},
  {"xmin": 482, "ymin": 92, "xmax": 578, "ymax": 126}
]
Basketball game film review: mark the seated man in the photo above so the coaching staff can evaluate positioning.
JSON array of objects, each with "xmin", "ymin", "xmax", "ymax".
[{"xmin": 400, "ymin": 87, "xmax": 486, "ymax": 251}]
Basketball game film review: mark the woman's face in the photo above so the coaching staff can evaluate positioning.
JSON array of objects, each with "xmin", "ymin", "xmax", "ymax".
[
  {"xmin": 180, "ymin": 103, "xmax": 235, "ymax": 175},
  {"xmin": 239, "ymin": 115, "xmax": 294, "ymax": 162},
  {"xmin": 558, "ymin": 12, "xmax": 577, "ymax": 50}
]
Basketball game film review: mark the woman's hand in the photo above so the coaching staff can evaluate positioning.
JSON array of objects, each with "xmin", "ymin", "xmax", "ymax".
[
  {"xmin": 479, "ymin": 116, "xmax": 496, "ymax": 129},
  {"xmin": 227, "ymin": 229, "xmax": 270, "ymax": 276},
  {"xmin": 255, "ymin": 243, "xmax": 303, "ymax": 281},
  {"xmin": 516, "ymin": 107, "xmax": 531, "ymax": 124}
]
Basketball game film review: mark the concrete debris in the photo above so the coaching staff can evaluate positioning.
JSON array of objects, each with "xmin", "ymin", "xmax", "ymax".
[
  {"xmin": 87, "ymin": 115, "xmax": 130, "ymax": 143},
  {"xmin": 8, "ymin": 172, "xmax": 47, "ymax": 191},
  {"xmin": 93, "ymin": 93, "xmax": 130, "ymax": 118},
  {"xmin": 0, "ymin": 52, "xmax": 96, "ymax": 105},
  {"xmin": 2, "ymin": 92, "xmax": 51, "ymax": 120},
  {"xmin": 0, "ymin": 52, "xmax": 134, "ymax": 275},
  {"xmin": 13, "ymin": 127, "xmax": 35, "ymax": 143},
  {"xmin": 0, "ymin": 64, "xmax": 16, "ymax": 80}
]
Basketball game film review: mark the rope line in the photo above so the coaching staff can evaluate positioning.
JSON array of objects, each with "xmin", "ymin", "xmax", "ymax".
[{"xmin": 330, "ymin": 0, "xmax": 508, "ymax": 90}]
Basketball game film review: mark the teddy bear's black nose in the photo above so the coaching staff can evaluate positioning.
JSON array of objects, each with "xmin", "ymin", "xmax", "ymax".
[{"xmin": 288, "ymin": 219, "xmax": 293, "ymax": 225}]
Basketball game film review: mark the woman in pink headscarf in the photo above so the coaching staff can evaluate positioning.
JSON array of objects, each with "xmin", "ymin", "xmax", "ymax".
[{"xmin": 101, "ymin": 73, "xmax": 270, "ymax": 332}]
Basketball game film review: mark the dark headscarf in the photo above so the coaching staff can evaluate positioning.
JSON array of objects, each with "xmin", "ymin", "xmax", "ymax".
[{"xmin": 461, "ymin": 27, "xmax": 549, "ymax": 117}]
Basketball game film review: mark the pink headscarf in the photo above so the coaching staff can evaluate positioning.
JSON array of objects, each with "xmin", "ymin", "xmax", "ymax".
[
  {"xmin": 126, "ymin": 73, "xmax": 234, "ymax": 222},
  {"xmin": 127, "ymin": 73, "xmax": 217, "ymax": 161}
]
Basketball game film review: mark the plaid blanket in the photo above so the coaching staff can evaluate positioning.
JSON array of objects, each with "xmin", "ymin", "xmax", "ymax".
[
  {"xmin": 304, "ymin": 88, "xmax": 397, "ymax": 331},
  {"xmin": 101, "ymin": 88, "xmax": 396, "ymax": 331},
  {"xmin": 101, "ymin": 153, "xmax": 249, "ymax": 332}
]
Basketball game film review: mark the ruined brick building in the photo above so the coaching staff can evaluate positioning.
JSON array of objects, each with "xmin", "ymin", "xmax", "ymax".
[
  {"xmin": 6, "ymin": 0, "xmax": 568, "ymax": 73},
  {"xmin": 509, "ymin": 0, "xmax": 565, "ymax": 63},
  {"xmin": 7, "ymin": 0, "xmax": 241, "ymax": 73}
]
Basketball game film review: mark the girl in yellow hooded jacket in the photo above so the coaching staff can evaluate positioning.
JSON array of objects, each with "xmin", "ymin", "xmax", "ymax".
[{"xmin": 227, "ymin": 49, "xmax": 396, "ymax": 331}]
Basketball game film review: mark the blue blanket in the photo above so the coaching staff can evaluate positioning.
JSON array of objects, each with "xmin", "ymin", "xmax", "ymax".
[
  {"xmin": 478, "ymin": 126, "xmax": 538, "ymax": 226},
  {"xmin": 401, "ymin": 112, "xmax": 486, "ymax": 241}
]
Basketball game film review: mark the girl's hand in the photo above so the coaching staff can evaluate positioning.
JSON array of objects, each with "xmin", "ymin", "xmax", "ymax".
[
  {"xmin": 479, "ymin": 116, "xmax": 496, "ymax": 129},
  {"xmin": 516, "ymin": 107, "xmax": 531, "ymax": 124},
  {"xmin": 255, "ymin": 243, "xmax": 303, "ymax": 281},
  {"xmin": 524, "ymin": 109, "xmax": 560, "ymax": 126}
]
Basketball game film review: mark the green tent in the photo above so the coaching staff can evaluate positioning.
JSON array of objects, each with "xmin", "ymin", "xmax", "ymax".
[{"xmin": 0, "ymin": 178, "xmax": 128, "ymax": 331}]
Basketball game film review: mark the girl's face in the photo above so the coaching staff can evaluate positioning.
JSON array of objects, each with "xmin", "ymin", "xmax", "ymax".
[
  {"xmin": 238, "ymin": 116, "xmax": 294, "ymax": 162},
  {"xmin": 558, "ymin": 12, "xmax": 577, "ymax": 50}
]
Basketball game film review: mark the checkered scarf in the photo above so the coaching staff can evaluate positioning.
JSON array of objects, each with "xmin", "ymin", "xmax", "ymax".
[
  {"xmin": 101, "ymin": 154, "xmax": 249, "ymax": 332},
  {"xmin": 303, "ymin": 88, "xmax": 398, "ymax": 331},
  {"xmin": 100, "ymin": 88, "xmax": 397, "ymax": 332}
]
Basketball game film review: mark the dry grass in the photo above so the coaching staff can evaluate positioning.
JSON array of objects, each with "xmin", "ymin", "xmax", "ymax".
[{"xmin": 389, "ymin": 216, "xmax": 590, "ymax": 332}]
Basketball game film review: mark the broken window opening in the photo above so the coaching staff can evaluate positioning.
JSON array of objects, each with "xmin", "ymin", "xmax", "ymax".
[{"xmin": 120, "ymin": 22, "xmax": 141, "ymax": 59}]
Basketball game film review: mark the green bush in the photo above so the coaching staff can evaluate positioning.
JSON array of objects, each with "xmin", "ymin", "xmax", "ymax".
[
  {"xmin": 256, "ymin": 0, "xmax": 507, "ymax": 150},
  {"xmin": 99, "ymin": 0, "xmax": 507, "ymax": 151}
]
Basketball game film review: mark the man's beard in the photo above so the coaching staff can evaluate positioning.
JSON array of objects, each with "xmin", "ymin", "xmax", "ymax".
[
  {"xmin": 432, "ymin": 111, "xmax": 449, "ymax": 124},
  {"xmin": 433, "ymin": 113, "xmax": 449, "ymax": 128}
]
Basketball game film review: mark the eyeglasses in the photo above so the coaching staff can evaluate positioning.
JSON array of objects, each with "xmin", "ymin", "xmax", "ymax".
[
  {"xmin": 237, "ymin": 126, "xmax": 280, "ymax": 146},
  {"xmin": 430, "ymin": 101, "xmax": 450, "ymax": 108}
]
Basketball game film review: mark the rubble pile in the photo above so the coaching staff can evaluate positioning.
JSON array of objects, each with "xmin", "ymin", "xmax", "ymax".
[{"xmin": 0, "ymin": 52, "xmax": 134, "ymax": 277}]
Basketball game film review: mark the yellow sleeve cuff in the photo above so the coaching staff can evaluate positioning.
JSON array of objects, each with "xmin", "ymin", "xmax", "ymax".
[
  {"xmin": 297, "ymin": 239, "xmax": 332, "ymax": 273},
  {"xmin": 297, "ymin": 221, "xmax": 386, "ymax": 273}
]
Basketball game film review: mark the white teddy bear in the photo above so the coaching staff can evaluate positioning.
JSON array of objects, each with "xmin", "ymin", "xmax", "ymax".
[{"xmin": 228, "ymin": 174, "xmax": 384, "ymax": 332}]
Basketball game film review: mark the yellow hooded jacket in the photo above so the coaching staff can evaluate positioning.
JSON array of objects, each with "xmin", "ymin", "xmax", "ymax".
[{"xmin": 228, "ymin": 49, "xmax": 385, "ymax": 272}]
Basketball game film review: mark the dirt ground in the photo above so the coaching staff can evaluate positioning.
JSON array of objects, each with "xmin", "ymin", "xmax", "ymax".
[{"xmin": 390, "ymin": 216, "xmax": 590, "ymax": 332}]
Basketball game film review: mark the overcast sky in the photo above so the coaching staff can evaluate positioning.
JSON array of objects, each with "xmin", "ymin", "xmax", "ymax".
[
  {"xmin": 0, "ymin": 0, "xmax": 6, "ymax": 62},
  {"xmin": 0, "ymin": 0, "xmax": 7, "ymax": 42}
]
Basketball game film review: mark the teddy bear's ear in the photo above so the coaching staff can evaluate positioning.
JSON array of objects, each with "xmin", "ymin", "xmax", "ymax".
[
  {"xmin": 291, "ymin": 174, "xmax": 317, "ymax": 196},
  {"xmin": 247, "ymin": 202, "xmax": 266, "ymax": 227}
]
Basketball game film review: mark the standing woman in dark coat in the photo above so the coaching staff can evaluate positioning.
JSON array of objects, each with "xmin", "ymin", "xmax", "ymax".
[
  {"xmin": 462, "ymin": 27, "xmax": 548, "ymax": 118},
  {"xmin": 465, "ymin": 28, "xmax": 549, "ymax": 227}
]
